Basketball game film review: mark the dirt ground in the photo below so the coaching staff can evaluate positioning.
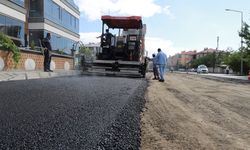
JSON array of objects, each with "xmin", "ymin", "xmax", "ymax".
[{"xmin": 140, "ymin": 73, "xmax": 250, "ymax": 150}]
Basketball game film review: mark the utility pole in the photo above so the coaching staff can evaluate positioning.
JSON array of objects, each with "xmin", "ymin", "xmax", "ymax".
[
  {"xmin": 216, "ymin": 36, "xmax": 219, "ymax": 50},
  {"xmin": 225, "ymin": 9, "xmax": 244, "ymax": 75},
  {"xmin": 213, "ymin": 36, "xmax": 219, "ymax": 73}
]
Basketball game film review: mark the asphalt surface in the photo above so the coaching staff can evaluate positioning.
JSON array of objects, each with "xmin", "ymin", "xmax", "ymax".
[{"xmin": 0, "ymin": 75, "xmax": 147, "ymax": 149}]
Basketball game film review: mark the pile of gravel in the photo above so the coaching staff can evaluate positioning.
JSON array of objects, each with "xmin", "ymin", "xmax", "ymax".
[{"xmin": 95, "ymin": 82, "xmax": 147, "ymax": 150}]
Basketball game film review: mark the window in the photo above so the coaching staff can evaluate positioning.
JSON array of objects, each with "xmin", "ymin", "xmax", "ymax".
[
  {"xmin": 0, "ymin": 15, "xmax": 6, "ymax": 33},
  {"xmin": 29, "ymin": 30, "xmax": 44, "ymax": 47},
  {"xmin": 29, "ymin": 0, "xmax": 43, "ymax": 17},
  {"xmin": 70, "ymin": 15, "xmax": 73, "ymax": 26},
  {"xmin": 74, "ymin": 17, "xmax": 77, "ymax": 28},
  {"xmin": 43, "ymin": 0, "xmax": 79, "ymax": 33},
  {"xmin": 52, "ymin": 3, "xmax": 60, "ymax": 20},
  {"xmin": 0, "ymin": 15, "xmax": 24, "ymax": 46},
  {"xmin": 9, "ymin": 0, "xmax": 24, "ymax": 7},
  {"xmin": 62, "ymin": 10, "xmax": 70, "ymax": 27},
  {"xmin": 76, "ymin": 19, "xmax": 79, "ymax": 31},
  {"xmin": 40, "ymin": 31, "xmax": 75, "ymax": 55}
]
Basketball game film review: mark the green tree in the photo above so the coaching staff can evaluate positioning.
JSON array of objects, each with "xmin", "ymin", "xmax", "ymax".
[
  {"xmin": 240, "ymin": 23, "xmax": 250, "ymax": 69},
  {"xmin": 222, "ymin": 23, "xmax": 250, "ymax": 74},
  {"xmin": 223, "ymin": 51, "xmax": 241, "ymax": 73},
  {"xmin": 239, "ymin": 23, "xmax": 250, "ymax": 51},
  {"xmin": 79, "ymin": 45, "xmax": 92, "ymax": 56},
  {"xmin": 190, "ymin": 52, "xmax": 226, "ymax": 72},
  {"xmin": 30, "ymin": 40, "xmax": 35, "ymax": 50},
  {"xmin": 0, "ymin": 32, "xmax": 21, "ymax": 66},
  {"xmin": 190, "ymin": 53, "xmax": 214, "ymax": 68}
]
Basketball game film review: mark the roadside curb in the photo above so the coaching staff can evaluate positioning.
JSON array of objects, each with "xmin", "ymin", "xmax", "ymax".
[
  {"xmin": 201, "ymin": 75, "xmax": 250, "ymax": 84},
  {"xmin": 0, "ymin": 70, "xmax": 82, "ymax": 82},
  {"xmin": 174, "ymin": 71, "xmax": 250, "ymax": 83}
]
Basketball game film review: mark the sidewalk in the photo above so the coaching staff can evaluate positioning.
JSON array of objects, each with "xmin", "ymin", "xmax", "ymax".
[
  {"xmin": 0, "ymin": 70, "xmax": 82, "ymax": 82},
  {"xmin": 177, "ymin": 71, "xmax": 249, "ymax": 81},
  {"xmin": 200, "ymin": 73, "xmax": 248, "ymax": 80}
]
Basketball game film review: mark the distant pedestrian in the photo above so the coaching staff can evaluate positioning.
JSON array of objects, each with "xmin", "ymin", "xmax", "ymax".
[
  {"xmin": 152, "ymin": 54, "xmax": 159, "ymax": 80},
  {"xmin": 42, "ymin": 33, "xmax": 53, "ymax": 72},
  {"xmin": 170, "ymin": 67, "xmax": 174, "ymax": 73},
  {"xmin": 226, "ymin": 66, "xmax": 229, "ymax": 74},
  {"xmin": 156, "ymin": 48, "xmax": 167, "ymax": 82}
]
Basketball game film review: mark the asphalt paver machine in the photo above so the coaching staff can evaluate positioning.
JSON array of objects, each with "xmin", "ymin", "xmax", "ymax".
[{"xmin": 90, "ymin": 15, "xmax": 147, "ymax": 77}]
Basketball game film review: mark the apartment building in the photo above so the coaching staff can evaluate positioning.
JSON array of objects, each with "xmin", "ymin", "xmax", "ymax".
[
  {"xmin": 196, "ymin": 48, "xmax": 218, "ymax": 59},
  {"xmin": 168, "ymin": 50, "xmax": 196, "ymax": 69},
  {"xmin": 178, "ymin": 50, "xmax": 196, "ymax": 67}
]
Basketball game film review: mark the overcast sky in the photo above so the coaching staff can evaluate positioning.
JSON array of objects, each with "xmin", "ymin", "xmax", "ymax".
[{"xmin": 74, "ymin": 0, "xmax": 250, "ymax": 57}]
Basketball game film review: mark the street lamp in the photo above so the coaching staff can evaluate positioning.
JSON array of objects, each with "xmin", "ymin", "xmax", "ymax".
[{"xmin": 225, "ymin": 9, "xmax": 244, "ymax": 75}]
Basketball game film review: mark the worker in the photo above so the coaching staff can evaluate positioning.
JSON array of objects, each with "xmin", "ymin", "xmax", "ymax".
[
  {"xmin": 42, "ymin": 33, "xmax": 53, "ymax": 72},
  {"xmin": 226, "ymin": 66, "xmax": 229, "ymax": 74},
  {"xmin": 156, "ymin": 48, "xmax": 167, "ymax": 82},
  {"xmin": 103, "ymin": 29, "xmax": 113, "ymax": 47},
  {"xmin": 152, "ymin": 54, "xmax": 159, "ymax": 80}
]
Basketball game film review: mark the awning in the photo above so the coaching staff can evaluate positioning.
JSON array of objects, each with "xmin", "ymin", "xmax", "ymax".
[{"xmin": 101, "ymin": 15, "xmax": 142, "ymax": 29}]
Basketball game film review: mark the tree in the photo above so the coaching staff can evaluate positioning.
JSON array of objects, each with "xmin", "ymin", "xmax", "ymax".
[
  {"xmin": 190, "ymin": 53, "xmax": 215, "ymax": 68},
  {"xmin": 223, "ymin": 51, "xmax": 241, "ymax": 73},
  {"xmin": 79, "ymin": 45, "xmax": 92, "ymax": 56},
  {"xmin": 239, "ymin": 23, "xmax": 250, "ymax": 51},
  {"xmin": 238, "ymin": 23, "xmax": 250, "ymax": 74},
  {"xmin": 223, "ymin": 23, "xmax": 250, "ymax": 74},
  {"xmin": 0, "ymin": 32, "xmax": 21, "ymax": 66}
]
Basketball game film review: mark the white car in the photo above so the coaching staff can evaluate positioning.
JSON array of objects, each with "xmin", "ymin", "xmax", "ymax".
[{"xmin": 197, "ymin": 65, "xmax": 208, "ymax": 73}]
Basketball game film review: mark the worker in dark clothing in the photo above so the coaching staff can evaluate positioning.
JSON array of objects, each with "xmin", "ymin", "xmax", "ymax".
[
  {"xmin": 102, "ymin": 29, "xmax": 114, "ymax": 59},
  {"xmin": 152, "ymin": 54, "xmax": 159, "ymax": 80},
  {"xmin": 103, "ymin": 29, "xmax": 113, "ymax": 47},
  {"xmin": 42, "ymin": 33, "xmax": 53, "ymax": 72}
]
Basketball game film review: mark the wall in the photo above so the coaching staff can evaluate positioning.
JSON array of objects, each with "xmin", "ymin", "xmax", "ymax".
[
  {"xmin": 207, "ymin": 67, "xmax": 233, "ymax": 74},
  {"xmin": 0, "ymin": 49, "xmax": 73, "ymax": 71}
]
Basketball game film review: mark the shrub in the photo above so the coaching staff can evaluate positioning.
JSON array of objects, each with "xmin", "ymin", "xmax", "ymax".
[{"xmin": 0, "ymin": 32, "xmax": 21, "ymax": 66}]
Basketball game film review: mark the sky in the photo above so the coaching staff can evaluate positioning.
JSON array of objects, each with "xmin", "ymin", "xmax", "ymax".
[{"xmin": 74, "ymin": 0, "xmax": 250, "ymax": 57}]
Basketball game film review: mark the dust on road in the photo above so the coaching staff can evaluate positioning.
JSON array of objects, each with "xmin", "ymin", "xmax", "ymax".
[{"xmin": 141, "ymin": 73, "xmax": 250, "ymax": 150}]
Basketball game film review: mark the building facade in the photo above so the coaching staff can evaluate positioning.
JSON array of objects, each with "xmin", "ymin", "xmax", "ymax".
[
  {"xmin": 0, "ymin": 0, "xmax": 80, "ymax": 55},
  {"xmin": 0, "ymin": 0, "xmax": 26, "ymax": 46},
  {"xmin": 196, "ymin": 48, "xmax": 218, "ymax": 59},
  {"xmin": 28, "ymin": 0, "xmax": 80, "ymax": 55},
  {"xmin": 179, "ymin": 50, "xmax": 196, "ymax": 68},
  {"xmin": 168, "ymin": 50, "xmax": 196, "ymax": 70},
  {"xmin": 0, "ymin": 0, "xmax": 80, "ymax": 71}
]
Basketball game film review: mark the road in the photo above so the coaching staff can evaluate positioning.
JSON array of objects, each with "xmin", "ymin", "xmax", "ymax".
[
  {"xmin": 141, "ymin": 73, "xmax": 250, "ymax": 150},
  {"xmin": 0, "ymin": 75, "xmax": 146, "ymax": 149}
]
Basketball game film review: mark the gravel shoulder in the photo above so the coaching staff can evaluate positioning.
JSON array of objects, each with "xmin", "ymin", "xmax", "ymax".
[{"xmin": 140, "ymin": 73, "xmax": 250, "ymax": 150}]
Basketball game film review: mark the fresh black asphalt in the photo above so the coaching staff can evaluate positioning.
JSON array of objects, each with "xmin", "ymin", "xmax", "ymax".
[{"xmin": 0, "ymin": 75, "xmax": 147, "ymax": 149}]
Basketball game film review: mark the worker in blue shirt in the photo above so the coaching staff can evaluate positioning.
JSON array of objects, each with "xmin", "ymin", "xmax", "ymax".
[
  {"xmin": 152, "ymin": 54, "xmax": 159, "ymax": 80},
  {"xmin": 156, "ymin": 48, "xmax": 167, "ymax": 82}
]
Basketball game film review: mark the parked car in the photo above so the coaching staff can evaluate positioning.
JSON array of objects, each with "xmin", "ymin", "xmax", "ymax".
[{"xmin": 197, "ymin": 65, "xmax": 208, "ymax": 73}]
